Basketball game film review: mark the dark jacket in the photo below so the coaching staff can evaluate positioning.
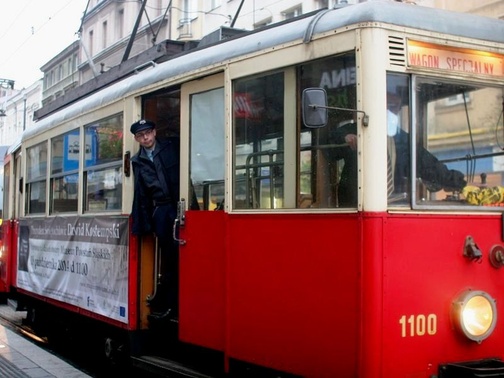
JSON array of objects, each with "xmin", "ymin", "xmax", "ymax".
[
  {"xmin": 394, "ymin": 129, "xmax": 466, "ymax": 193},
  {"xmin": 328, "ymin": 121, "xmax": 358, "ymax": 206},
  {"xmin": 131, "ymin": 137, "xmax": 180, "ymax": 235},
  {"xmin": 328, "ymin": 125, "xmax": 466, "ymax": 204}
]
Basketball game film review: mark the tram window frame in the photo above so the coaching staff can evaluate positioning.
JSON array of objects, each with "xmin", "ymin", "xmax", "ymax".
[
  {"xmin": 49, "ymin": 130, "xmax": 80, "ymax": 214},
  {"xmin": 231, "ymin": 53, "xmax": 357, "ymax": 210},
  {"xmin": 3, "ymin": 160, "xmax": 10, "ymax": 219},
  {"xmin": 298, "ymin": 53, "xmax": 357, "ymax": 209},
  {"xmin": 83, "ymin": 113, "xmax": 123, "ymax": 213},
  {"xmin": 408, "ymin": 75, "xmax": 504, "ymax": 210},
  {"xmin": 25, "ymin": 142, "xmax": 48, "ymax": 215},
  {"xmin": 232, "ymin": 71, "xmax": 286, "ymax": 210},
  {"xmin": 189, "ymin": 87, "xmax": 225, "ymax": 211}
]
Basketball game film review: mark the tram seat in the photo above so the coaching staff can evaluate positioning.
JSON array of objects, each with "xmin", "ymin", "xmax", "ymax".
[
  {"xmin": 53, "ymin": 199, "xmax": 78, "ymax": 213},
  {"xmin": 298, "ymin": 194, "xmax": 313, "ymax": 208}
]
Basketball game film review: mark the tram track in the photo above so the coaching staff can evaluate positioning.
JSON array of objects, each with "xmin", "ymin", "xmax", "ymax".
[
  {"xmin": 0, "ymin": 305, "xmax": 39, "ymax": 342},
  {"xmin": 0, "ymin": 304, "xmax": 163, "ymax": 378},
  {"xmin": 0, "ymin": 304, "xmax": 100, "ymax": 377}
]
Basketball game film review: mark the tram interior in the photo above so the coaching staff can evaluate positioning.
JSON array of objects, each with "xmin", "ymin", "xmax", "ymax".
[{"xmin": 413, "ymin": 78, "xmax": 504, "ymax": 208}]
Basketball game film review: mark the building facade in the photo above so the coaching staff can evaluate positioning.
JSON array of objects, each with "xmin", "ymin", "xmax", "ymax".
[
  {"xmin": 0, "ymin": 80, "xmax": 42, "ymax": 147},
  {"xmin": 1, "ymin": 0, "xmax": 504, "ymax": 149}
]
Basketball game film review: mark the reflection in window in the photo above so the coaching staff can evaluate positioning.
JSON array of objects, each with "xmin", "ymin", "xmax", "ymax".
[
  {"xmin": 413, "ymin": 77, "xmax": 504, "ymax": 209},
  {"xmin": 298, "ymin": 53, "xmax": 357, "ymax": 208},
  {"xmin": 84, "ymin": 114, "xmax": 123, "ymax": 212},
  {"xmin": 387, "ymin": 74, "xmax": 411, "ymax": 206},
  {"xmin": 233, "ymin": 72, "xmax": 284, "ymax": 209},
  {"xmin": 50, "ymin": 130, "xmax": 79, "ymax": 213},
  {"xmin": 190, "ymin": 88, "xmax": 225, "ymax": 210},
  {"xmin": 26, "ymin": 142, "xmax": 48, "ymax": 214},
  {"xmin": 85, "ymin": 167, "xmax": 122, "ymax": 211},
  {"xmin": 85, "ymin": 115, "xmax": 123, "ymax": 168}
]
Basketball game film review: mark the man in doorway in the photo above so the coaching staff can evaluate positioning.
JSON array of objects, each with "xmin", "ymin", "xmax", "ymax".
[{"xmin": 130, "ymin": 119, "xmax": 180, "ymax": 319}]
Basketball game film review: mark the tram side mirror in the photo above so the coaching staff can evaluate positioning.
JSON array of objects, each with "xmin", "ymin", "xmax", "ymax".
[{"xmin": 302, "ymin": 88, "xmax": 328, "ymax": 128}]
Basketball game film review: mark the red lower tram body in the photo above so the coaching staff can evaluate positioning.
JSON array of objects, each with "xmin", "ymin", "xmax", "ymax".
[{"xmin": 1, "ymin": 210, "xmax": 503, "ymax": 377}]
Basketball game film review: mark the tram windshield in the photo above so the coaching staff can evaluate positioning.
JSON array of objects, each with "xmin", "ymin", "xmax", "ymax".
[{"xmin": 391, "ymin": 73, "xmax": 504, "ymax": 209}]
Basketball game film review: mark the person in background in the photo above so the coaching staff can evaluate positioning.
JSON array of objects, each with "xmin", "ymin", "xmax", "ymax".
[
  {"xmin": 130, "ymin": 119, "xmax": 180, "ymax": 319},
  {"xmin": 327, "ymin": 119, "xmax": 358, "ymax": 207},
  {"xmin": 386, "ymin": 93, "xmax": 466, "ymax": 196}
]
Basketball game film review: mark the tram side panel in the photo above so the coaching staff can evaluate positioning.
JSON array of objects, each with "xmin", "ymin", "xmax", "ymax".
[
  {"xmin": 228, "ymin": 213, "xmax": 360, "ymax": 377},
  {"xmin": 180, "ymin": 212, "xmax": 361, "ymax": 377},
  {"xmin": 382, "ymin": 214, "xmax": 504, "ymax": 376},
  {"xmin": 0, "ymin": 219, "xmax": 16, "ymax": 294},
  {"xmin": 179, "ymin": 210, "xmax": 226, "ymax": 351}
]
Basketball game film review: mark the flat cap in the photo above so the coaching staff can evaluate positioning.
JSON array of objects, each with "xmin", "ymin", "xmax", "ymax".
[{"xmin": 130, "ymin": 119, "xmax": 155, "ymax": 134}]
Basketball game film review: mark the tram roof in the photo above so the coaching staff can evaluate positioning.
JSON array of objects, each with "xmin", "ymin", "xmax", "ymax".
[{"xmin": 21, "ymin": 0, "xmax": 504, "ymax": 145}]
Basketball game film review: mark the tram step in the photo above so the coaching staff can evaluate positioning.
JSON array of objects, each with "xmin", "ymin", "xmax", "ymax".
[
  {"xmin": 7, "ymin": 299, "xmax": 25, "ymax": 312},
  {"xmin": 148, "ymin": 309, "xmax": 178, "ymax": 323},
  {"xmin": 131, "ymin": 355, "xmax": 215, "ymax": 378}
]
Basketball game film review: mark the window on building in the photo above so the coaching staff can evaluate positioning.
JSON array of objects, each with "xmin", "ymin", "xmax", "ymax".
[
  {"xmin": 318, "ymin": 0, "xmax": 329, "ymax": 9},
  {"xmin": 210, "ymin": 0, "xmax": 222, "ymax": 10},
  {"xmin": 26, "ymin": 142, "xmax": 48, "ymax": 214},
  {"xmin": 89, "ymin": 30, "xmax": 94, "ymax": 56},
  {"xmin": 118, "ymin": 9, "xmax": 124, "ymax": 39},
  {"xmin": 181, "ymin": 0, "xmax": 198, "ymax": 23},
  {"xmin": 283, "ymin": 5, "xmax": 302, "ymax": 20},
  {"xmin": 102, "ymin": 21, "xmax": 107, "ymax": 49},
  {"xmin": 254, "ymin": 17, "xmax": 272, "ymax": 29},
  {"xmin": 84, "ymin": 114, "xmax": 123, "ymax": 212}
]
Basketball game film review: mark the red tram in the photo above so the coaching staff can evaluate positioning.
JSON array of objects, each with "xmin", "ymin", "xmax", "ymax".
[{"xmin": 2, "ymin": 1, "xmax": 504, "ymax": 377}]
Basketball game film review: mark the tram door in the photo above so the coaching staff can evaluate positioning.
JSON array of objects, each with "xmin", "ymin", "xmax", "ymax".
[{"xmin": 179, "ymin": 74, "xmax": 226, "ymax": 351}]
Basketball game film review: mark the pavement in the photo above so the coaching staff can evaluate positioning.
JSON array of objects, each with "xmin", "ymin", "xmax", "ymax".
[{"xmin": 0, "ymin": 305, "xmax": 91, "ymax": 378}]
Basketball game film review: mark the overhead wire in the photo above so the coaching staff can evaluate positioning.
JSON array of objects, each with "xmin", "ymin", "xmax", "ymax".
[{"xmin": 0, "ymin": 0, "xmax": 84, "ymax": 71}]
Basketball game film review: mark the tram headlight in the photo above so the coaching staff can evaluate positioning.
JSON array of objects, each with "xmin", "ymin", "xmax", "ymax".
[{"xmin": 453, "ymin": 290, "xmax": 497, "ymax": 343}]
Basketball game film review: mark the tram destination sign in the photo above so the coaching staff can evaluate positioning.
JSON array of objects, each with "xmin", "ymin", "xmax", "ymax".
[
  {"xmin": 16, "ymin": 216, "xmax": 129, "ymax": 324},
  {"xmin": 407, "ymin": 40, "xmax": 504, "ymax": 77}
]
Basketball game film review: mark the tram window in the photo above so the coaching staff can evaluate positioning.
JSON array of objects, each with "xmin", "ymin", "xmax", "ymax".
[
  {"xmin": 83, "ymin": 114, "xmax": 123, "ymax": 212},
  {"xmin": 3, "ymin": 161, "xmax": 10, "ymax": 218},
  {"xmin": 26, "ymin": 142, "xmax": 48, "ymax": 214},
  {"xmin": 387, "ymin": 74, "xmax": 411, "ymax": 206},
  {"xmin": 50, "ymin": 130, "xmax": 79, "ymax": 214},
  {"xmin": 233, "ymin": 72, "xmax": 285, "ymax": 209},
  {"xmin": 298, "ymin": 53, "xmax": 357, "ymax": 208},
  {"xmin": 412, "ymin": 77, "xmax": 504, "ymax": 209},
  {"xmin": 85, "ymin": 167, "xmax": 122, "ymax": 211},
  {"xmin": 190, "ymin": 87, "xmax": 225, "ymax": 210}
]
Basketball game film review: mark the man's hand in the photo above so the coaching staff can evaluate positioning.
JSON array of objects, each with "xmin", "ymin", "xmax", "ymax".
[{"xmin": 344, "ymin": 134, "xmax": 357, "ymax": 150}]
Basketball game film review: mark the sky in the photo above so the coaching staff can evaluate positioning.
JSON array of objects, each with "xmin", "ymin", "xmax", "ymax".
[{"xmin": 0, "ymin": 0, "xmax": 88, "ymax": 90}]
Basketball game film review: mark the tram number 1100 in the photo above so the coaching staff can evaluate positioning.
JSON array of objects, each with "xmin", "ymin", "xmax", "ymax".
[{"xmin": 399, "ymin": 314, "xmax": 437, "ymax": 337}]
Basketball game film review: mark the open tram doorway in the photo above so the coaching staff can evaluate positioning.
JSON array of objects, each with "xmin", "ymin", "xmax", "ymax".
[
  {"xmin": 135, "ymin": 74, "xmax": 226, "ymax": 337},
  {"xmin": 136, "ymin": 87, "xmax": 182, "ymax": 323},
  {"xmin": 142, "ymin": 88, "xmax": 181, "ymax": 139}
]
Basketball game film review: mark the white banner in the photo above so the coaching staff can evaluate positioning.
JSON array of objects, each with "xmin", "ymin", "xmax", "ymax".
[{"xmin": 17, "ymin": 216, "xmax": 129, "ymax": 324}]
